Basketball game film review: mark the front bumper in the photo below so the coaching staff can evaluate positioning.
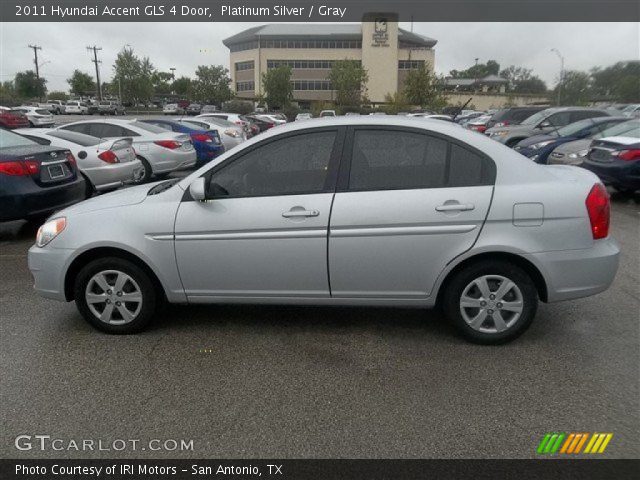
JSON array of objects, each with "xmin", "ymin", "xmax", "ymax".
[
  {"xmin": 525, "ymin": 237, "xmax": 620, "ymax": 303},
  {"xmin": 28, "ymin": 244, "xmax": 75, "ymax": 301}
]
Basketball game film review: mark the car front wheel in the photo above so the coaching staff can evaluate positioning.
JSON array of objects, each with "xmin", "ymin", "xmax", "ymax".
[
  {"xmin": 442, "ymin": 260, "xmax": 538, "ymax": 344},
  {"xmin": 74, "ymin": 257, "xmax": 157, "ymax": 334}
]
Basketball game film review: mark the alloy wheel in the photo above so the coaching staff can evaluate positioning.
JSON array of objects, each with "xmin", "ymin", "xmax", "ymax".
[{"xmin": 85, "ymin": 270, "xmax": 143, "ymax": 325}]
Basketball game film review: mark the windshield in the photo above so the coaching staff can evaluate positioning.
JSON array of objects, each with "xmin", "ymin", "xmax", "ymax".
[
  {"xmin": 0, "ymin": 129, "xmax": 37, "ymax": 148},
  {"xmin": 48, "ymin": 130, "xmax": 101, "ymax": 146},
  {"xmin": 600, "ymin": 120, "xmax": 640, "ymax": 138},
  {"xmin": 521, "ymin": 109, "xmax": 554, "ymax": 126},
  {"xmin": 181, "ymin": 120, "xmax": 210, "ymax": 130},
  {"xmin": 130, "ymin": 121, "xmax": 167, "ymax": 134},
  {"xmin": 556, "ymin": 118, "xmax": 599, "ymax": 137},
  {"xmin": 621, "ymin": 104, "xmax": 639, "ymax": 113}
]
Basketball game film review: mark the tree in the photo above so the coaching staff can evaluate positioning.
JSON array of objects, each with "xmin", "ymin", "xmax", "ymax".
[
  {"xmin": 0, "ymin": 81, "xmax": 18, "ymax": 103},
  {"xmin": 152, "ymin": 71, "xmax": 174, "ymax": 96},
  {"xmin": 450, "ymin": 60, "xmax": 500, "ymax": 79},
  {"xmin": 591, "ymin": 61, "xmax": 640, "ymax": 102},
  {"xmin": 499, "ymin": 65, "xmax": 547, "ymax": 94},
  {"xmin": 192, "ymin": 65, "xmax": 233, "ymax": 105},
  {"xmin": 48, "ymin": 91, "xmax": 69, "ymax": 101},
  {"xmin": 224, "ymin": 99, "xmax": 253, "ymax": 114},
  {"xmin": 67, "ymin": 70, "xmax": 96, "ymax": 96},
  {"xmin": 112, "ymin": 47, "xmax": 154, "ymax": 105},
  {"xmin": 172, "ymin": 76, "xmax": 192, "ymax": 97},
  {"xmin": 555, "ymin": 70, "xmax": 592, "ymax": 105},
  {"xmin": 513, "ymin": 77, "xmax": 547, "ymax": 94},
  {"xmin": 328, "ymin": 60, "xmax": 368, "ymax": 108},
  {"xmin": 262, "ymin": 65, "xmax": 293, "ymax": 109},
  {"xmin": 14, "ymin": 71, "xmax": 47, "ymax": 99},
  {"xmin": 403, "ymin": 63, "xmax": 446, "ymax": 109}
]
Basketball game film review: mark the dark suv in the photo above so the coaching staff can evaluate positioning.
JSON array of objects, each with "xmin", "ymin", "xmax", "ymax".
[{"xmin": 486, "ymin": 107, "xmax": 546, "ymax": 130}]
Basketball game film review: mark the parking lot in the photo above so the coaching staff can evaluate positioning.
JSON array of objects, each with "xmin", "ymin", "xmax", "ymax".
[{"xmin": 0, "ymin": 189, "xmax": 638, "ymax": 459}]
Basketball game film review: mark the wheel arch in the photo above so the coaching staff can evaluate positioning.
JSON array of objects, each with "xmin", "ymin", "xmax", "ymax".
[
  {"xmin": 435, "ymin": 251, "xmax": 549, "ymax": 306},
  {"xmin": 64, "ymin": 246, "xmax": 167, "ymax": 302}
]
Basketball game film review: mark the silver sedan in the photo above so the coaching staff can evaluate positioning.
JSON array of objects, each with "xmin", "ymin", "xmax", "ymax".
[{"xmin": 28, "ymin": 116, "xmax": 619, "ymax": 344}]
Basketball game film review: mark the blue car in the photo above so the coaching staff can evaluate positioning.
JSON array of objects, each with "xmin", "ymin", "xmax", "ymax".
[
  {"xmin": 139, "ymin": 119, "xmax": 224, "ymax": 167},
  {"xmin": 514, "ymin": 117, "xmax": 628, "ymax": 164},
  {"xmin": 583, "ymin": 136, "xmax": 640, "ymax": 193}
]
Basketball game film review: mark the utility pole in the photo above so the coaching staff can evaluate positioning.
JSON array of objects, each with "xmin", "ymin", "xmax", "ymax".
[
  {"xmin": 551, "ymin": 48, "xmax": 565, "ymax": 106},
  {"xmin": 87, "ymin": 45, "xmax": 103, "ymax": 101},
  {"xmin": 28, "ymin": 44, "xmax": 43, "ymax": 100}
]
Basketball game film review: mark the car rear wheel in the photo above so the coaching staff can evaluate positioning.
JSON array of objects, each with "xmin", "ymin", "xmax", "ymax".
[
  {"xmin": 74, "ymin": 257, "xmax": 157, "ymax": 334},
  {"xmin": 133, "ymin": 156, "xmax": 152, "ymax": 184},
  {"xmin": 442, "ymin": 260, "xmax": 538, "ymax": 344}
]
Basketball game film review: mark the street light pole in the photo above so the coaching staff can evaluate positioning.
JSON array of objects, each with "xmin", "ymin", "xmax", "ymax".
[{"xmin": 551, "ymin": 48, "xmax": 565, "ymax": 106}]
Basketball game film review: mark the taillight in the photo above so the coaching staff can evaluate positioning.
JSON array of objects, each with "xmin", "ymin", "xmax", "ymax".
[
  {"xmin": 65, "ymin": 151, "xmax": 76, "ymax": 167},
  {"xmin": 585, "ymin": 184, "xmax": 610, "ymax": 240},
  {"xmin": 613, "ymin": 148, "xmax": 640, "ymax": 161},
  {"xmin": 266, "ymin": 123, "xmax": 275, "ymax": 129},
  {"xmin": 191, "ymin": 133, "xmax": 212, "ymax": 143},
  {"xmin": 154, "ymin": 140, "xmax": 181, "ymax": 149},
  {"xmin": 98, "ymin": 150, "xmax": 119, "ymax": 164},
  {"xmin": 0, "ymin": 160, "xmax": 40, "ymax": 176}
]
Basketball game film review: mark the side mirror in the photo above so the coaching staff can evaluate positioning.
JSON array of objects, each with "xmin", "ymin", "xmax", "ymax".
[
  {"xmin": 538, "ymin": 121, "xmax": 551, "ymax": 129},
  {"xmin": 189, "ymin": 177, "xmax": 207, "ymax": 201}
]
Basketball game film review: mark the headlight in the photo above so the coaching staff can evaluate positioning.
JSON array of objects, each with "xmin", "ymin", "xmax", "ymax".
[
  {"xmin": 489, "ymin": 131, "xmax": 508, "ymax": 137},
  {"xmin": 224, "ymin": 129, "xmax": 239, "ymax": 138},
  {"xmin": 569, "ymin": 149, "xmax": 589, "ymax": 159},
  {"xmin": 36, "ymin": 217, "xmax": 66, "ymax": 247},
  {"xmin": 530, "ymin": 140, "xmax": 555, "ymax": 150}
]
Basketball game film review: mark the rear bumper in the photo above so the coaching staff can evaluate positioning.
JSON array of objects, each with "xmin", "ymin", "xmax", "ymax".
[
  {"xmin": 83, "ymin": 160, "xmax": 143, "ymax": 191},
  {"xmin": 525, "ymin": 238, "xmax": 620, "ymax": 303},
  {"xmin": 582, "ymin": 160, "xmax": 640, "ymax": 190},
  {"xmin": 151, "ymin": 151, "xmax": 197, "ymax": 173},
  {"xmin": 0, "ymin": 176, "xmax": 86, "ymax": 222}
]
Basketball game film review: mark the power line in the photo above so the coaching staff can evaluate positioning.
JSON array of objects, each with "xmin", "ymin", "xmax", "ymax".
[
  {"xmin": 86, "ymin": 45, "xmax": 103, "ymax": 100},
  {"xmin": 28, "ymin": 44, "xmax": 43, "ymax": 100}
]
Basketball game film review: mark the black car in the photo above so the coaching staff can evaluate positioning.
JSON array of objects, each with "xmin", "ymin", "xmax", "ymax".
[
  {"xmin": 186, "ymin": 103, "xmax": 202, "ymax": 115},
  {"xmin": 583, "ymin": 136, "xmax": 640, "ymax": 193},
  {"xmin": 244, "ymin": 114, "xmax": 276, "ymax": 133},
  {"xmin": 0, "ymin": 129, "xmax": 86, "ymax": 222},
  {"xmin": 486, "ymin": 106, "xmax": 547, "ymax": 130}
]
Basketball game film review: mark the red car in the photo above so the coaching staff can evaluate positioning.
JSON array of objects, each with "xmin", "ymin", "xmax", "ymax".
[{"xmin": 0, "ymin": 108, "xmax": 30, "ymax": 129}]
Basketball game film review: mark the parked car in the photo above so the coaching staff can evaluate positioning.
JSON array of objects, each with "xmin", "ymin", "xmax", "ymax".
[
  {"xmin": 514, "ymin": 116, "xmax": 628, "ymax": 164},
  {"xmin": 548, "ymin": 119, "xmax": 640, "ymax": 166},
  {"xmin": 295, "ymin": 113, "xmax": 313, "ymax": 121},
  {"xmin": 178, "ymin": 117, "xmax": 245, "ymax": 151},
  {"xmin": 454, "ymin": 111, "xmax": 485, "ymax": 125},
  {"xmin": 65, "ymin": 101, "xmax": 89, "ymax": 115},
  {"xmin": 12, "ymin": 106, "xmax": 55, "ymax": 127},
  {"xmin": 163, "ymin": 103, "xmax": 185, "ymax": 115},
  {"xmin": 196, "ymin": 112, "xmax": 251, "ymax": 135},
  {"xmin": 138, "ymin": 119, "xmax": 224, "ymax": 167},
  {"xmin": 27, "ymin": 117, "xmax": 619, "ymax": 344},
  {"xmin": 466, "ymin": 115, "xmax": 493, "ymax": 133},
  {"xmin": 244, "ymin": 114, "xmax": 276, "ymax": 133},
  {"xmin": 259, "ymin": 113, "xmax": 287, "ymax": 125},
  {"xmin": 55, "ymin": 119, "xmax": 197, "ymax": 182},
  {"xmin": 200, "ymin": 105, "xmax": 218, "ymax": 114},
  {"xmin": 186, "ymin": 103, "xmax": 202, "ymax": 115},
  {"xmin": 582, "ymin": 133, "xmax": 640, "ymax": 193},
  {"xmin": 485, "ymin": 107, "xmax": 546, "ymax": 130},
  {"xmin": 415, "ymin": 114, "xmax": 455, "ymax": 122},
  {"xmin": 620, "ymin": 104, "xmax": 640, "ymax": 118},
  {"xmin": 15, "ymin": 128, "xmax": 143, "ymax": 195},
  {"xmin": 485, "ymin": 107, "xmax": 612, "ymax": 147},
  {"xmin": 98, "ymin": 101, "xmax": 126, "ymax": 116},
  {"xmin": 319, "ymin": 110, "xmax": 336, "ymax": 117},
  {"xmin": 0, "ymin": 128, "xmax": 85, "ymax": 222},
  {"xmin": 87, "ymin": 102, "xmax": 100, "ymax": 115},
  {"xmin": 0, "ymin": 107, "xmax": 30, "ymax": 129},
  {"xmin": 48, "ymin": 100, "xmax": 66, "ymax": 114}
]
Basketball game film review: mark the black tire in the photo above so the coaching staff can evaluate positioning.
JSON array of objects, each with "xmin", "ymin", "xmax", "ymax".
[
  {"xmin": 442, "ymin": 260, "xmax": 538, "ymax": 344},
  {"xmin": 133, "ymin": 156, "xmax": 152, "ymax": 184},
  {"xmin": 74, "ymin": 257, "xmax": 157, "ymax": 334},
  {"xmin": 80, "ymin": 173, "xmax": 94, "ymax": 199}
]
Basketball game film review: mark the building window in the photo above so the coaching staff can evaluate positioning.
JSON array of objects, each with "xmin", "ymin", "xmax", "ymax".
[
  {"xmin": 398, "ymin": 60, "xmax": 426, "ymax": 70},
  {"xmin": 291, "ymin": 80, "xmax": 333, "ymax": 91},
  {"xmin": 259, "ymin": 39, "xmax": 362, "ymax": 49},
  {"xmin": 399, "ymin": 42, "xmax": 430, "ymax": 50},
  {"xmin": 235, "ymin": 61, "xmax": 254, "ymax": 71},
  {"xmin": 267, "ymin": 60, "xmax": 361, "ymax": 70},
  {"xmin": 236, "ymin": 81, "xmax": 255, "ymax": 92},
  {"xmin": 229, "ymin": 41, "xmax": 259, "ymax": 52}
]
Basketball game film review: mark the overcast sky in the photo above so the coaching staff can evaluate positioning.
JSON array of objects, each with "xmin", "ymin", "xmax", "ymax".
[{"xmin": 1, "ymin": 22, "xmax": 638, "ymax": 92}]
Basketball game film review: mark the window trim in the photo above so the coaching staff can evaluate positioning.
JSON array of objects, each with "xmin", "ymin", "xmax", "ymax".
[
  {"xmin": 183, "ymin": 126, "xmax": 347, "ymax": 202},
  {"xmin": 336, "ymin": 125, "xmax": 497, "ymax": 192}
]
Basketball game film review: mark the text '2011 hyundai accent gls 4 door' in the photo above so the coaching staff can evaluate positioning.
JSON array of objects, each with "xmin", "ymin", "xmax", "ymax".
[{"xmin": 28, "ymin": 117, "xmax": 620, "ymax": 344}]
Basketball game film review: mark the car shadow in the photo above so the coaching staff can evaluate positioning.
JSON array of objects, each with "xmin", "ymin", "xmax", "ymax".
[
  {"xmin": 0, "ymin": 219, "xmax": 40, "ymax": 242},
  {"xmin": 609, "ymin": 189, "xmax": 640, "ymax": 204}
]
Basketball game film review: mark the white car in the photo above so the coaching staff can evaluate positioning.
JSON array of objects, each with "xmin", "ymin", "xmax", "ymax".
[
  {"xmin": 55, "ymin": 119, "xmax": 196, "ymax": 182},
  {"xmin": 15, "ymin": 128, "xmax": 143, "ymax": 194},
  {"xmin": 13, "ymin": 106, "xmax": 54, "ymax": 127},
  {"xmin": 319, "ymin": 110, "xmax": 336, "ymax": 117},
  {"xmin": 65, "ymin": 101, "xmax": 89, "ymax": 115},
  {"xmin": 256, "ymin": 113, "xmax": 287, "ymax": 125},
  {"xmin": 28, "ymin": 116, "xmax": 619, "ymax": 344},
  {"xmin": 176, "ymin": 117, "xmax": 245, "ymax": 151},
  {"xmin": 295, "ymin": 113, "xmax": 313, "ymax": 121},
  {"xmin": 163, "ymin": 103, "xmax": 185, "ymax": 115}
]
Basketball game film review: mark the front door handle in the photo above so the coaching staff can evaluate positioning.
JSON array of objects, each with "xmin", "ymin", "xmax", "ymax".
[
  {"xmin": 436, "ymin": 203, "xmax": 475, "ymax": 212},
  {"xmin": 282, "ymin": 208, "xmax": 320, "ymax": 218}
]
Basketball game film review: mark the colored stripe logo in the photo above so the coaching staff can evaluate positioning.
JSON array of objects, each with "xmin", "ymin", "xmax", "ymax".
[{"xmin": 537, "ymin": 433, "xmax": 613, "ymax": 454}]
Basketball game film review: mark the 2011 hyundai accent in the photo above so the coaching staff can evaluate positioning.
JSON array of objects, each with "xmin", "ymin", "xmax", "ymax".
[{"xmin": 28, "ymin": 117, "xmax": 620, "ymax": 344}]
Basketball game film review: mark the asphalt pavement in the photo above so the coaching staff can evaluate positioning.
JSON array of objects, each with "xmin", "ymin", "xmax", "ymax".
[{"xmin": 0, "ymin": 190, "xmax": 638, "ymax": 459}]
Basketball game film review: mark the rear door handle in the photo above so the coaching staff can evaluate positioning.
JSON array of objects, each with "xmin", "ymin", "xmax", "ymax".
[
  {"xmin": 282, "ymin": 209, "xmax": 320, "ymax": 218},
  {"xmin": 436, "ymin": 203, "xmax": 475, "ymax": 212}
]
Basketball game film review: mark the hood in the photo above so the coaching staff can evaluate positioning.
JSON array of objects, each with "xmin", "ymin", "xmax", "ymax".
[
  {"xmin": 552, "ymin": 139, "xmax": 591, "ymax": 155},
  {"xmin": 58, "ymin": 182, "xmax": 157, "ymax": 217},
  {"xmin": 485, "ymin": 124, "xmax": 535, "ymax": 135},
  {"xmin": 517, "ymin": 133, "xmax": 557, "ymax": 147}
]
